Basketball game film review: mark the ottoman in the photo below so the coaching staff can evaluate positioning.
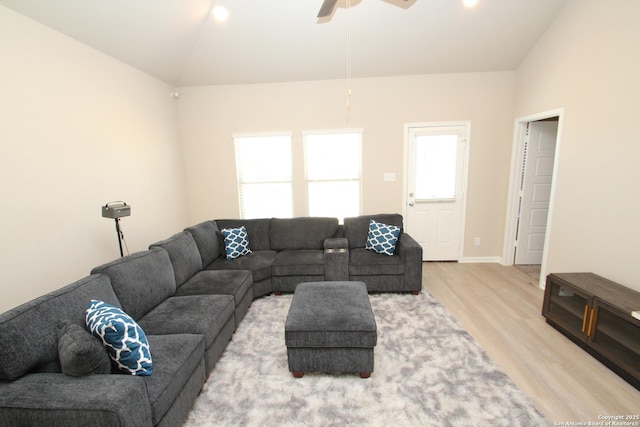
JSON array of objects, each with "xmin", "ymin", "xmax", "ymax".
[{"xmin": 284, "ymin": 281, "xmax": 377, "ymax": 378}]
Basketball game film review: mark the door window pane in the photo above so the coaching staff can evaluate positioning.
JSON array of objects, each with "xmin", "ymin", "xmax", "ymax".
[{"xmin": 415, "ymin": 134, "xmax": 458, "ymax": 199}]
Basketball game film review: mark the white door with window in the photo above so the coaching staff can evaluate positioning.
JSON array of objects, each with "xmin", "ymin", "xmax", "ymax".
[
  {"xmin": 515, "ymin": 121, "xmax": 558, "ymax": 265},
  {"xmin": 405, "ymin": 123, "xmax": 469, "ymax": 261}
]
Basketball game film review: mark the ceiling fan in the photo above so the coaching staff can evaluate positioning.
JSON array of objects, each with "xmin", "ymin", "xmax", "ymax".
[{"xmin": 317, "ymin": 0, "xmax": 410, "ymax": 18}]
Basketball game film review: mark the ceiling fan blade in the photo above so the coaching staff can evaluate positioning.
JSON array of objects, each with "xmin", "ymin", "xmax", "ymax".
[{"xmin": 317, "ymin": 0, "xmax": 338, "ymax": 18}]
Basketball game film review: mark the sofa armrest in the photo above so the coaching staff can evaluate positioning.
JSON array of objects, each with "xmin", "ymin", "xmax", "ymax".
[
  {"xmin": 324, "ymin": 238, "xmax": 348, "ymax": 251},
  {"xmin": 0, "ymin": 374, "xmax": 152, "ymax": 427},
  {"xmin": 394, "ymin": 233, "xmax": 423, "ymax": 293},
  {"xmin": 324, "ymin": 238, "xmax": 349, "ymax": 281}
]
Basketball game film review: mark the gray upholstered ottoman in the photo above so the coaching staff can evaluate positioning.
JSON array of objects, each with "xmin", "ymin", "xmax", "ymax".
[{"xmin": 284, "ymin": 281, "xmax": 377, "ymax": 378}]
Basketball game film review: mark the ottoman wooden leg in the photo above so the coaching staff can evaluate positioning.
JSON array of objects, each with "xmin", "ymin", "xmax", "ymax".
[
  {"xmin": 360, "ymin": 372, "xmax": 371, "ymax": 379},
  {"xmin": 292, "ymin": 371, "xmax": 304, "ymax": 378}
]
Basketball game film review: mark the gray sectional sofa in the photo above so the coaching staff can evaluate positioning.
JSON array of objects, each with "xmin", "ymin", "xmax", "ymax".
[
  {"xmin": 0, "ymin": 214, "xmax": 422, "ymax": 427},
  {"xmin": 189, "ymin": 213, "xmax": 422, "ymax": 296}
]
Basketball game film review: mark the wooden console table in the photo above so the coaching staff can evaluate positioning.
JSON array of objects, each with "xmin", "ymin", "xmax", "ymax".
[{"xmin": 542, "ymin": 272, "xmax": 640, "ymax": 390}]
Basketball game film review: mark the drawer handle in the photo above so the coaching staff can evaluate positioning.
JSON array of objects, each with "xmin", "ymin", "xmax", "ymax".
[
  {"xmin": 581, "ymin": 305, "xmax": 590, "ymax": 333},
  {"xmin": 587, "ymin": 308, "xmax": 597, "ymax": 337}
]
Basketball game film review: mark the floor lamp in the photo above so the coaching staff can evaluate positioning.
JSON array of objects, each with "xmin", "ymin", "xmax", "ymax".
[{"xmin": 102, "ymin": 201, "xmax": 131, "ymax": 257}]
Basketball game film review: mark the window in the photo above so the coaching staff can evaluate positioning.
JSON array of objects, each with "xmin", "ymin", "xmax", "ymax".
[
  {"xmin": 233, "ymin": 133, "xmax": 293, "ymax": 219},
  {"xmin": 303, "ymin": 130, "xmax": 362, "ymax": 221}
]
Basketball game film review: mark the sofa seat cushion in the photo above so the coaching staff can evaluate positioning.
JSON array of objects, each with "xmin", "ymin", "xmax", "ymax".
[
  {"xmin": 137, "ymin": 295, "xmax": 234, "ymax": 351},
  {"xmin": 348, "ymin": 248, "xmax": 405, "ymax": 276},
  {"xmin": 142, "ymin": 334, "xmax": 205, "ymax": 425},
  {"xmin": 272, "ymin": 249, "xmax": 325, "ymax": 276},
  {"xmin": 175, "ymin": 270, "xmax": 253, "ymax": 307},
  {"xmin": 207, "ymin": 250, "xmax": 276, "ymax": 282}
]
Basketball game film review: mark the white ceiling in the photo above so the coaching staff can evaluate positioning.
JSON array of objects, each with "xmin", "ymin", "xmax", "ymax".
[{"xmin": 0, "ymin": 0, "xmax": 567, "ymax": 87}]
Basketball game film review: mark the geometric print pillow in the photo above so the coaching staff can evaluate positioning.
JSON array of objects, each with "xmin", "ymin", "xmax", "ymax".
[
  {"xmin": 365, "ymin": 219, "xmax": 401, "ymax": 256},
  {"xmin": 85, "ymin": 300, "xmax": 153, "ymax": 376},
  {"xmin": 221, "ymin": 226, "xmax": 252, "ymax": 260}
]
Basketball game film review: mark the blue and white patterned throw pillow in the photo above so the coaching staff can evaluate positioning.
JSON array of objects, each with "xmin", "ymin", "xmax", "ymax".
[
  {"xmin": 221, "ymin": 226, "xmax": 252, "ymax": 260},
  {"xmin": 85, "ymin": 300, "xmax": 153, "ymax": 376},
  {"xmin": 365, "ymin": 219, "xmax": 401, "ymax": 256}
]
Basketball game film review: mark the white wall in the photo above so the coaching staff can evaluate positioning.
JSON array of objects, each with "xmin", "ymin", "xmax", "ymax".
[
  {"xmin": 177, "ymin": 71, "xmax": 516, "ymax": 260},
  {"xmin": 514, "ymin": 0, "xmax": 640, "ymax": 291},
  {"xmin": 0, "ymin": 6, "xmax": 190, "ymax": 312}
]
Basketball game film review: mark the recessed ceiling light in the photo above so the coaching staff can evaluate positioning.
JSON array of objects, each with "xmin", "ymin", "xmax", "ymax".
[
  {"xmin": 212, "ymin": 6, "xmax": 229, "ymax": 22},
  {"xmin": 463, "ymin": 0, "xmax": 479, "ymax": 7}
]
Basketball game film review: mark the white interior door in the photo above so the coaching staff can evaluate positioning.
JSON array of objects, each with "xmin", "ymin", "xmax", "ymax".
[
  {"xmin": 515, "ymin": 120, "xmax": 558, "ymax": 264},
  {"xmin": 405, "ymin": 123, "xmax": 468, "ymax": 261}
]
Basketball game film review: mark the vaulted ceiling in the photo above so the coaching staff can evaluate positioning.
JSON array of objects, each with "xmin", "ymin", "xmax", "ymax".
[{"xmin": 0, "ymin": 0, "xmax": 566, "ymax": 87}]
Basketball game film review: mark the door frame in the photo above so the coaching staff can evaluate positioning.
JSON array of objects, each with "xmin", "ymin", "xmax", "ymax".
[
  {"xmin": 502, "ymin": 108, "xmax": 564, "ymax": 288},
  {"xmin": 403, "ymin": 121, "xmax": 470, "ymax": 261}
]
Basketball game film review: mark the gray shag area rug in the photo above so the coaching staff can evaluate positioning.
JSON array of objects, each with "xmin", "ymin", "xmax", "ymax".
[{"xmin": 185, "ymin": 291, "xmax": 548, "ymax": 427}]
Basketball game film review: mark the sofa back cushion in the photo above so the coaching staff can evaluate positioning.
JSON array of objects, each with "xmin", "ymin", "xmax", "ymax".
[
  {"xmin": 344, "ymin": 214, "xmax": 404, "ymax": 249},
  {"xmin": 91, "ymin": 248, "xmax": 176, "ymax": 320},
  {"xmin": 150, "ymin": 232, "xmax": 203, "ymax": 287},
  {"xmin": 270, "ymin": 217, "xmax": 339, "ymax": 251},
  {"xmin": 215, "ymin": 218, "xmax": 272, "ymax": 251},
  {"xmin": 0, "ymin": 274, "xmax": 120, "ymax": 381},
  {"xmin": 184, "ymin": 220, "xmax": 221, "ymax": 267}
]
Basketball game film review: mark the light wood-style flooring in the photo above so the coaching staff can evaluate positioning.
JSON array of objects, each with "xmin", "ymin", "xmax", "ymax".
[{"xmin": 422, "ymin": 262, "xmax": 640, "ymax": 425}]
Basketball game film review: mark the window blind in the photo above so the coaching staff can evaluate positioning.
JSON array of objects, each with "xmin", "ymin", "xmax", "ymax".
[
  {"xmin": 303, "ymin": 130, "xmax": 363, "ymax": 222},
  {"xmin": 233, "ymin": 133, "xmax": 293, "ymax": 219}
]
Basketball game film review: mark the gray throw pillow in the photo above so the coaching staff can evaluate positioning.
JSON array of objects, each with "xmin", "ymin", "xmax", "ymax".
[{"xmin": 57, "ymin": 322, "xmax": 111, "ymax": 376}]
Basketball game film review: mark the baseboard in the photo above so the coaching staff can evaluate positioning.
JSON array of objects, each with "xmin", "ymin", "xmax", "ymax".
[{"xmin": 459, "ymin": 256, "xmax": 504, "ymax": 264}]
